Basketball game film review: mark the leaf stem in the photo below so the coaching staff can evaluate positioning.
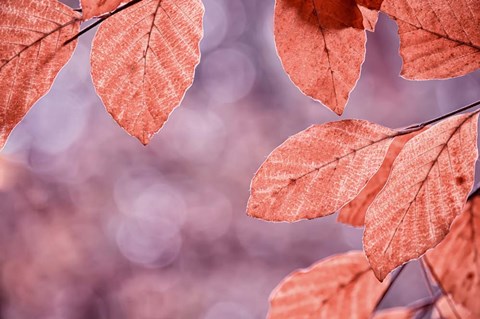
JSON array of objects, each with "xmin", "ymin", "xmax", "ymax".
[
  {"xmin": 63, "ymin": 0, "xmax": 144, "ymax": 45},
  {"xmin": 404, "ymin": 99, "xmax": 480, "ymax": 131},
  {"xmin": 372, "ymin": 264, "xmax": 407, "ymax": 312}
]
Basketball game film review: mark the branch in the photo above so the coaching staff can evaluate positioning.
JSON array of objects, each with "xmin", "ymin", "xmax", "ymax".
[
  {"xmin": 403, "ymin": 99, "xmax": 480, "ymax": 131},
  {"xmin": 419, "ymin": 260, "xmax": 444, "ymax": 319},
  {"xmin": 423, "ymin": 257, "xmax": 462, "ymax": 319},
  {"xmin": 63, "ymin": 0, "xmax": 144, "ymax": 45}
]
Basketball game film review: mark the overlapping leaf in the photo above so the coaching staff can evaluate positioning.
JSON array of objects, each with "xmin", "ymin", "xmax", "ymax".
[
  {"xmin": 268, "ymin": 251, "xmax": 388, "ymax": 319},
  {"xmin": 382, "ymin": 0, "xmax": 480, "ymax": 79},
  {"xmin": 364, "ymin": 112, "xmax": 479, "ymax": 281},
  {"xmin": 425, "ymin": 191, "xmax": 480, "ymax": 317},
  {"xmin": 0, "ymin": 0, "xmax": 80, "ymax": 149},
  {"xmin": 338, "ymin": 130, "xmax": 422, "ymax": 227},
  {"xmin": 81, "ymin": 0, "xmax": 124, "ymax": 19},
  {"xmin": 274, "ymin": 0, "xmax": 372, "ymax": 115},
  {"xmin": 248, "ymin": 120, "xmax": 396, "ymax": 222},
  {"xmin": 91, "ymin": 0, "xmax": 204, "ymax": 144}
]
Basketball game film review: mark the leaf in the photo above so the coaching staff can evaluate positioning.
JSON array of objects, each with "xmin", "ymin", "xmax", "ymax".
[
  {"xmin": 338, "ymin": 130, "xmax": 422, "ymax": 227},
  {"xmin": 356, "ymin": 0, "xmax": 384, "ymax": 11},
  {"xmin": 274, "ymin": 0, "xmax": 370, "ymax": 115},
  {"xmin": 90, "ymin": 0, "xmax": 204, "ymax": 144},
  {"xmin": 364, "ymin": 112, "xmax": 479, "ymax": 281},
  {"xmin": 268, "ymin": 251, "xmax": 389, "ymax": 319},
  {"xmin": 81, "ymin": 0, "xmax": 124, "ymax": 20},
  {"xmin": 425, "ymin": 191, "xmax": 480, "ymax": 317},
  {"xmin": 373, "ymin": 308, "xmax": 414, "ymax": 319},
  {"xmin": 248, "ymin": 120, "xmax": 396, "ymax": 222},
  {"xmin": 433, "ymin": 296, "xmax": 475, "ymax": 319},
  {"xmin": 0, "ymin": 0, "xmax": 80, "ymax": 149},
  {"xmin": 358, "ymin": 5, "xmax": 379, "ymax": 32},
  {"xmin": 381, "ymin": 0, "xmax": 480, "ymax": 79}
]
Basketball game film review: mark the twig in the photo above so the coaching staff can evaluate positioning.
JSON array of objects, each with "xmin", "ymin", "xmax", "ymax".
[
  {"xmin": 423, "ymin": 257, "xmax": 462, "ymax": 319},
  {"xmin": 63, "ymin": 0, "xmax": 144, "ymax": 45},
  {"xmin": 404, "ymin": 99, "xmax": 480, "ymax": 131},
  {"xmin": 420, "ymin": 259, "xmax": 444, "ymax": 319},
  {"xmin": 412, "ymin": 291, "xmax": 442, "ymax": 319}
]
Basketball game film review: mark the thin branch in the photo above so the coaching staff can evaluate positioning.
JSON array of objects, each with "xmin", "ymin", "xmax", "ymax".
[
  {"xmin": 404, "ymin": 99, "xmax": 480, "ymax": 131},
  {"xmin": 63, "ymin": 0, "xmax": 144, "ymax": 45},
  {"xmin": 423, "ymin": 257, "xmax": 462, "ymax": 319},
  {"xmin": 420, "ymin": 259, "xmax": 444, "ymax": 319},
  {"xmin": 372, "ymin": 264, "xmax": 407, "ymax": 312},
  {"xmin": 412, "ymin": 291, "xmax": 442, "ymax": 319}
]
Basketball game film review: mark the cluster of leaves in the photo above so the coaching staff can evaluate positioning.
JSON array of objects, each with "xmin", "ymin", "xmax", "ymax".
[
  {"xmin": 0, "ymin": 0, "xmax": 204, "ymax": 147},
  {"xmin": 274, "ymin": 0, "xmax": 480, "ymax": 114},
  {"xmin": 267, "ymin": 190, "xmax": 480, "ymax": 318},
  {"xmin": 247, "ymin": 0, "xmax": 480, "ymax": 317}
]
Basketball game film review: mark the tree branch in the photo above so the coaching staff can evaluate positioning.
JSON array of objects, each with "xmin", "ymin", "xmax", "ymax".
[
  {"xmin": 403, "ymin": 99, "xmax": 480, "ymax": 131},
  {"xmin": 64, "ymin": 0, "xmax": 144, "ymax": 45}
]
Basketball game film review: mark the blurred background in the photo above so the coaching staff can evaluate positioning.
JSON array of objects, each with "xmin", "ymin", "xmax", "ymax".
[{"xmin": 1, "ymin": 0, "xmax": 479, "ymax": 318}]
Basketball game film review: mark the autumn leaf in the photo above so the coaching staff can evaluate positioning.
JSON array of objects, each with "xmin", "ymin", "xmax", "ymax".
[
  {"xmin": 381, "ymin": 0, "xmax": 480, "ymax": 79},
  {"xmin": 0, "ymin": 0, "xmax": 80, "ymax": 149},
  {"xmin": 358, "ymin": 5, "xmax": 379, "ymax": 32},
  {"xmin": 90, "ymin": 0, "xmax": 204, "ymax": 145},
  {"xmin": 248, "ymin": 120, "xmax": 396, "ymax": 222},
  {"xmin": 364, "ymin": 112, "xmax": 479, "ymax": 281},
  {"xmin": 356, "ymin": 0, "xmax": 383, "ymax": 11},
  {"xmin": 425, "ymin": 190, "xmax": 480, "ymax": 317},
  {"xmin": 274, "ymin": 0, "xmax": 371, "ymax": 115},
  {"xmin": 268, "ymin": 251, "xmax": 389, "ymax": 319},
  {"xmin": 338, "ymin": 130, "xmax": 423, "ymax": 227},
  {"xmin": 372, "ymin": 308, "xmax": 414, "ymax": 319},
  {"xmin": 81, "ymin": 0, "xmax": 124, "ymax": 20}
]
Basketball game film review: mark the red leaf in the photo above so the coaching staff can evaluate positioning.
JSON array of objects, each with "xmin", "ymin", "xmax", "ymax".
[
  {"xmin": 268, "ymin": 251, "xmax": 389, "ymax": 319},
  {"xmin": 248, "ymin": 120, "xmax": 396, "ymax": 222},
  {"xmin": 273, "ymin": 0, "xmax": 370, "ymax": 114},
  {"xmin": 381, "ymin": 0, "xmax": 480, "ymax": 79},
  {"xmin": 425, "ymin": 191, "xmax": 480, "ymax": 317},
  {"xmin": 356, "ymin": 0, "xmax": 384, "ymax": 11},
  {"xmin": 338, "ymin": 130, "xmax": 422, "ymax": 227},
  {"xmin": 359, "ymin": 5, "xmax": 379, "ymax": 32},
  {"xmin": 364, "ymin": 112, "xmax": 479, "ymax": 281},
  {"xmin": 0, "ymin": 0, "xmax": 80, "ymax": 149},
  {"xmin": 90, "ymin": 0, "xmax": 204, "ymax": 144},
  {"xmin": 81, "ymin": 0, "xmax": 124, "ymax": 20}
]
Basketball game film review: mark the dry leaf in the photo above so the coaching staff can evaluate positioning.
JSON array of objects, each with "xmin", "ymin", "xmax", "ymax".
[
  {"xmin": 268, "ymin": 251, "xmax": 389, "ymax": 319},
  {"xmin": 356, "ymin": 0, "xmax": 383, "ymax": 10},
  {"xmin": 359, "ymin": 5, "xmax": 379, "ymax": 32},
  {"xmin": 274, "ymin": 0, "xmax": 369, "ymax": 115},
  {"xmin": 338, "ymin": 130, "xmax": 422, "ymax": 227},
  {"xmin": 247, "ymin": 120, "xmax": 396, "ymax": 222},
  {"xmin": 0, "ymin": 0, "xmax": 80, "ymax": 149},
  {"xmin": 373, "ymin": 308, "xmax": 414, "ymax": 319},
  {"xmin": 381, "ymin": 0, "xmax": 480, "ymax": 79},
  {"xmin": 425, "ymin": 191, "xmax": 480, "ymax": 317},
  {"xmin": 91, "ymin": 0, "xmax": 204, "ymax": 144},
  {"xmin": 81, "ymin": 0, "xmax": 124, "ymax": 20},
  {"xmin": 364, "ymin": 112, "xmax": 479, "ymax": 281}
]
